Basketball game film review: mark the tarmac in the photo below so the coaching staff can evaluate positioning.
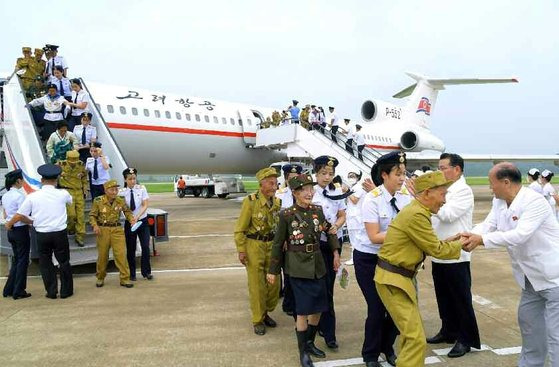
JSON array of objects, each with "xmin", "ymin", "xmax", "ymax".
[{"xmin": 0, "ymin": 187, "xmax": 527, "ymax": 366}]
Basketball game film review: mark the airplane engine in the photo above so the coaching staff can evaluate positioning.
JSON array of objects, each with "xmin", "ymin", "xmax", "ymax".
[
  {"xmin": 361, "ymin": 99, "xmax": 403, "ymax": 123},
  {"xmin": 400, "ymin": 130, "xmax": 445, "ymax": 152}
]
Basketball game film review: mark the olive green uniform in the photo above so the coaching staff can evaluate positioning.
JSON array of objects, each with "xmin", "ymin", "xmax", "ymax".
[
  {"xmin": 374, "ymin": 199, "xmax": 462, "ymax": 367},
  {"xmin": 58, "ymin": 158, "xmax": 88, "ymax": 243},
  {"xmin": 300, "ymin": 108, "xmax": 310, "ymax": 130},
  {"xmin": 15, "ymin": 55, "xmax": 34, "ymax": 93},
  {"xmin": 271, "ymin": 111, "xmax": 281, "ymax": 127},
  {"xmin": 234, "ymin": 191, "xmax": 281, "ymax": 325},
  {"xmin": 90, "ymin": 194, "xmax": 134, "ymax": 284}
]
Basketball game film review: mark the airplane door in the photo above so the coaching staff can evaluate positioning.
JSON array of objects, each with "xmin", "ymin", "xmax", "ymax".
[{"xmin": 237, "ymin": 108, "xmax": 257, "ymax": 146}]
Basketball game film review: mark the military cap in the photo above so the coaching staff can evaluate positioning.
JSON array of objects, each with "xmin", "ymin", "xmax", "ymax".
[
  {"xmin": 5, "ymin": 169, "xmax": 23, "ymax": 181},
  {"xmin": 37, "ymin": 164, "xmax": 62, "ymax": 179},
  {"xmin": 282, "ymin": 164, "xmax": 303, "ymax": 175},
  {"xmin": 46, "ymin": 83, "xmax": 58, "ymax": 90},
  {"xmin": 103, "ymin": 179, "xmax": 119, "ymax": 190},
  {"xmin": 22, "ymin": 47, "xmax": 31, "ymax": 52},
  {"xmin": 123, "ymin": 167, "xmax": 138, "ymax": 177},
  {"xmin": 46, "ymin": 44, "xmax": 59, "ymax": 50},
  {"xmin": 542, "ymin": 169, "xmax": 554, "ymax": 179},
  {"xmin": 344, "ymin": 118, "xmax": 350, "ymax": 122},
  {"xmin": 415, "ymin": 171, "xmax": 453, "ymax": 193},
  {"xmin": 328, "ymin": 106, "xmax": 334, "ymax": 110},
  {"xmin": 311, "ymin": 105, "xmax": 316, "ymax": 108},
  {"xmin": 92, "ymin": 142, "xmax": 102, "ymax": 148},
  {"xmin": 356, "ymin": 124, "xmax": 362, "ymax": 129},
  {"xmin": 528, "ymin": 168, "xmax": 540, "ymax": 176},
  {"xmin": 370, "ymin": 151, "xmax": 407, "ymax": 186},
  {"xmin": 81, "ymin": 111, "xmax": 92, "ymax": 119},
  {"xmin": 255, "ymin": 167, "xmax": 278, "ymax": 181},
  {"xmin": 288, "ymin": 173, "xmax": 316, "ymax": 190},
  {"xmin": 34, "ymin": 48, "xmax": 43, "ymax": 54},
  {"xmin": 292, "ymin": 100, "xmax": 299, "ymax": 105},
  {"xmin": 314, "ymin": 155, "xmax": 338, "ymax": 168},
  {"xmin": 66, "ymin": 150, "xmax": 79, "ymax": 161}
]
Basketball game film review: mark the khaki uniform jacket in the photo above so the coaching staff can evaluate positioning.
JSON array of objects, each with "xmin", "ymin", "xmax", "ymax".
[
  {"xmin": 15, "ymin": 57, "xmax": 33, "ymax": 78},
  {"xmin": 269, "ymin": 204, "xmax": 339, "ymax": 279},
  {"xmin": 234, "ymin": 192, "xmax": 281, "ymax": 253},
  {"xmin": 89, "ymin": 195, "xmax": 134, "ymax": 227},
  {"xmin": 58, "ymin": 160, "xmax": 88, "ymax": 191},
  {"xmin": 374, "ymin": 199, "xmax": 462, "ymax": 302}
]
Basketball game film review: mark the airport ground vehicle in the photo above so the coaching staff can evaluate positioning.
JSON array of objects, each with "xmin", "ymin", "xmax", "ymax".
[{"xmin": 173, "ymin": 175, "xmax": 245, "ymax": 199}]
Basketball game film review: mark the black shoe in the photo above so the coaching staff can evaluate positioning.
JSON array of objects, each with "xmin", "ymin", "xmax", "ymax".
[
  {"xmin": 296, "ymin": 330, "xmax": 314, "ymax": 367},
  {"xmin": 60, "ymin": 293, "xmax": 73, "ymax": 299},
  {"xmin": 13, "ymin": 292, "xmax": 32, "ymax": 300},
  {"xmin": 254, "ymin": 323, "xmax": 266, "ymax": 335},
  {"xmin": 130, "ymin": 276, "xmax": 137, "ymax": 281},
  {"xmin": 365, "ymin": 362, "xmax": 382, "ymax": 367},
  {"xmin": 120, "ymin": 283, "xmax": 134, "ymax": 288},
  {"xmin": 263, "ymin": 314, "xmax": 277, "ymax": 328},
  {"xmin": 3, "ymin": 293, "xmax": 12, "ymax": 298},
  {"xmin": 325, "ymin": 340, "xmax": 338, "ymax": 350},
  {"xmin": 426, "ymin": 332, "xmax": 455, "ymax": 344},
  {"xmin": 447, "ymin": 342, "xmax": 471, "ymax": 358},
  {"xmin": 144, "ymin": 274, "xmax": 153, "ymax": 280},
  {"xmin": 45, "ymin": 293, "xmax": 57, "ymax": 299},
  {"xmin": 384, "ymin": 353, "xmax": 397, "ymax": 366},
  {"xmin": 305, "ymin": 325, "xmax": 326, "ymax": 358}
]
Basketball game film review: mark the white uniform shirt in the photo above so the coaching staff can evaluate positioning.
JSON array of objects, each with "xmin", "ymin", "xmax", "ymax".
[
  {"xmin": 17, "ymin": 185, "xmax": 72, "ymax": 233},
  {"xmin": 275, "ymin": 186, "xmax": 294, "ymax": 209},
  {"xmin": 360, "ymin": 185, "xmax": 412, "ymax": 254},
  {"xmin": 45, "ymin": 55, "xmax": 68, "ymax": 76},
  {"xmin": 355, "ymin": 130, "xmax": 366, "ymax": 146},
  {"xmin": 312, "ymin": 185, "xmax": 346, "ymax": 240},
  {"xmin": 472, "ymin": 187, "xmax": 559, "ymax": 291},
  {"xmin": 73, "ymin": 124, "xmax": 97, "ymax": 145},
  {"xmin": 47, "ymin": 76, "xmax": 72, "ymax": 98},
  {"xmin": 346, "ymin": 184, "xmax": 366, "ymax": 230},
  {"xmin": 70, "ymin": 89, "xmax": 91, "ymax": 116},
  {"xmin": 542, "ymin": 182, "xmax": 557, "ymax": 210},
  {"xmin": 2, "ymin": 189, "xmax": 26, "ymax": 227},
  {"xmin": 119, "ymin": 185, "xmax": 149, "ymax": 220},
  {"xmin": 431, "ymin": 176, "xmax": 473, "ymax": 263},
  {"xmin": 346, "ymin": 124, "xmax": 356, "ymax": 140},
  {"xmin": 528, "ymin": 180, "xmax": 543, "ymax": 195},
  {"xmin": 309, "ymin": 111, "xmax": 320, "ymax": 125},
  {"xmin": 329, "ymin": 113, "xmax": 339, "ymax": 127},
  {"xmin": 29, "ymin": 95, "xmax": 66, "ymax": 121},
  {"xmin": 86, "ymin": 156, "xmax": 111, "ymax": 185}
]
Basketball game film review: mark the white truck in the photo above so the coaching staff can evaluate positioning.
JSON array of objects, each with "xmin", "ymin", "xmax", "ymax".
[{"xmin": 173, "ymin": 175, "xmax": 245, "ymax": 199}]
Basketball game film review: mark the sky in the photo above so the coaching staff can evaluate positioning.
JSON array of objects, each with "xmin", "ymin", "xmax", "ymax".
[{"xmin": 1, "ymin": 0, "xmax": 558, "ymax": 155}]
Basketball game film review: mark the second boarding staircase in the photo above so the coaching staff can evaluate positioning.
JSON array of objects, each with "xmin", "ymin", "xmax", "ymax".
[{"xmin": 0, "ymin": 75, "xmax": 131, "ymax": 265}]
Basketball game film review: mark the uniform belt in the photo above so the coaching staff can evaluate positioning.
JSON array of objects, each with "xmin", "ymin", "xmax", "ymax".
[
  {"xmin": 377, "ymin": 258, "xmax": 415, "ymax": 279},
  {"xmin": 99, "ymin": 223, "xmax": 121, "ymax": 227},
  {"xmin": 246, "ymin": 233, "xmax": 275, "ymax": 242},
  {"xmin": 288, "ymin": 243, "xmax": 319, "ymax": 253}
]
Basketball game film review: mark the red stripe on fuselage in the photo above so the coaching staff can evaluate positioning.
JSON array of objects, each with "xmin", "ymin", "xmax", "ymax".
[
  {"xmin": 106, "ymin": 122, "xmax": 257, "ymax": 138},
  {"xmin": 366, "ymin": 144, "xmax": 401, "ymax": 150}
]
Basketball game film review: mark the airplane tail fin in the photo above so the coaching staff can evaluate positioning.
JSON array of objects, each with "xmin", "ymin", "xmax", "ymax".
[{"xmin": 394, "ymin": 72, "xmax": 518, "ymax": 129}]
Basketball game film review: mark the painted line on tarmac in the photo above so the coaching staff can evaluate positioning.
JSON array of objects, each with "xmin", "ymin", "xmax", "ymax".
[
  {"xmin": 472, "ymin": 294, "xmax": 501, "ymax": 309},
  {"xmin": 169, "ymin": 234, "xmax": 232, "ymax": 238},
  {"xmin": 314, "ymin": 356, "xmax": 442, "ymax": 367},
  {"xmin": 492, "ymin": 346, "xmax": 522, "ymax": 355},
  {"xmin": 432, "ymin": 344, "xmax": 492, "ymax": 356}
]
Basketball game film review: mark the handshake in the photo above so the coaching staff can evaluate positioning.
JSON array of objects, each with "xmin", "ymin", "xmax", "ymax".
[{"xmin": 445, "ymin": 232, "xmax": 484, "ymax": 252}]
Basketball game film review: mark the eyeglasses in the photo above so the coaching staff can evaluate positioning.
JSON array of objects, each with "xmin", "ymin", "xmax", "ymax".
[{"xmin": 438, "ymin": 165, "xmax": 453, "ymax": 171}]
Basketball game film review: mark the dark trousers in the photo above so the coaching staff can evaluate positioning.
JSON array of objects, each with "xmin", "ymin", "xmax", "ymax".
[
  {"xmin": 3, "ymin": 226, "xmax": 31, "ymax": 297},
  {"xmin": 42, "ymin": 119, "xmax": 64, "ymax": 141},
  {"xmin": 124, "ymin": 218, "xmax": 152, "ymax": 277},
  {"xmin": 90, "ymin": 183, "xmax": 105, "ymax": 200},
  {"xmin": 358, "ymin": 145, "xmax": 365, "ymax": 160},
  {"xmin": 67, "ymin": 115, "xmax": 81, "ymax": 133},
  {"xmin": 432, "ymin": 261, "xmax": 481, "ymax": 348},
  {"xmin": 282, "ymin": 272, "xmax": 296, "ymax": 317},
  {"xmin": 78, "ymin": 147, "xmax": 91, "ymax": 164},
  {"xmin": 330, "ymin": 125, "xmax": 339, "ymax": 143},
  {"xmin": 354, "ymin": 250, "xmax": 398, "ymax": 361},
  {"xmin": 36, "ymin": 229, "xmax": 73, "ymax": 298},
  {"xmin": 345, "ymin": 138, "xmax": 354, "ymax": 155},
  {"xmin": 318, "ymin": 238, "xmax": 342, "ymax": 343}
]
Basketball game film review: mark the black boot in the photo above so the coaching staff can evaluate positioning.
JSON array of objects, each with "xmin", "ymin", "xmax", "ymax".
[
  {"xmin": 296, "ymin": 330, "xmax": 314, "ymax": 367},
  {"xmin": 306, "ymin": 325, "xmax": 326, "ymax": 358}
]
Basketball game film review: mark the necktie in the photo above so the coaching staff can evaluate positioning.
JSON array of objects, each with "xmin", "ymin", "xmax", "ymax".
[
  {"xmin": 323, "ymin": 188, "xmax": 353, "ymax": 201},
  {"xmin": 93, "ymin": 158, "xmax": 99, "ymax": 180},
  {"xmin": 390, "ymin": 197, "xmax": 400, "ymax": 213},
  {"xmin": 59, "ymin": 80, "xmax": 63, "ymax": 96},
  {"xmin": 129, "ymin": 189, "xmax": 136, "ymax": 211},
  {"xmin": 81, "ymin": 127, "xmax": 87, "ymax": 144}
]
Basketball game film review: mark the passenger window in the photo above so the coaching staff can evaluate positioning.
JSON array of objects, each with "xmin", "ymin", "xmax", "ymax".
[
  {"xmin": 165, "ymin": 111, "xmax": 171, "ymax": 119},
  {"xmin": 107, "ymin": 105, "xmax": 114, "ymax": 113},
  {"xmin": 222, "ymin": 117, "xmax": 227, "ymax": 124},
  {"xmin": 132, "ymin": 107, "xmax": 138, "ymax": 116},
  {"xmin": 204, "ymin": 115, "xmax": 210, "ymax": 123},
  {"xmin": 176, "ymin": 112, "xmax": 182, "ymax": 120},
  {"xmin": 120, "ymin": 106, "xmax": 126, "ymax": 114},
  {"xmin": 195, "ymin": 114, "xmax": 201, "ymax": 122},
  {"xmin": 213, "ymin": 116, "xmax": 218, "ymax": 123},
  {"xmin": 144, "ymin": 109, "xmax": 150, "ymax": 117},
  {"xmin": 155, "ymin": 110, "xmax": 161, "ymax": 118},
  {"xmin": 238, "ymin": 119, "xmax": 242, "ymax": 126},
  {"xmin": 230, "ymin": 118, "xmax": 235, "ymax": 125},
  {"xmin": 185, "ymin": 113, "xmax": 191, "ymax": 121}
]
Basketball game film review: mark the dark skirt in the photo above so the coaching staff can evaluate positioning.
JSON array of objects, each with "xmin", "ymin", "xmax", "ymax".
[{"xmin": 290, "ymin": 276, "xmax": 328, "ymax": 315}]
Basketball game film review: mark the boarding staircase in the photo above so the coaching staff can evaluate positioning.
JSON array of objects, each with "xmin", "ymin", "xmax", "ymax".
[
  {"xmin": 255, "ymin": 124, "xmax": 384, "ymax": 181},
  {"xmin": 0, "ymin": 75, "xmax": 131, "ymax": 266}
]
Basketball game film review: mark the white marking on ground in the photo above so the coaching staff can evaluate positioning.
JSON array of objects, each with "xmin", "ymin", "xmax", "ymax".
[
  {"xmin": 433, "ymin": 344, "xmax": 492, "ymax": 356},
  {"xmin": 492, "ymin": 346, "xmax": 522, "ymax": 355},
  {"xmin": 169, "ymin": 234, "xmax": 232, "ymax": 238},
  {"xmin": 472, "ymin": 294, "xmax": 501, "ymax": 309},
  {"xmin": 314, "ymin": 356, "xmax": 442, "ymax": 367}
]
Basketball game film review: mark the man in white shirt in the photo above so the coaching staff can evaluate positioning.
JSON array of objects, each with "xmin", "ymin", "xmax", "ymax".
[
  {"xmin": 44, "ymin": 44, "xmax": 68, "ymax": 78},
  {"xmin": 6, "ymin": 164, "xmax": 74, "ymax": 299},
  {"xmin": 428, "ymin": 153, "xmax": 480, "ymax": 358},
  {"xmin": 86, "ymin": 142, "xmax": 111, "ymax": 199},
  {"xmin": 463, "ymin": 162, "xmax": 559, "ymax": 367},
  {"xmin": 355, "ymin": 124, "xmax": 366, "ymax": 160},
  {"xmin": 328, "ymin": 107, "xmax": 339, "ymax": 143},
  {"xmin": 342, "ymin": 118, "xmax": 355, "ymax": 155},
  {"xmin": 73, "ymin": 112, "xmax": 97, "ymax": 163}
]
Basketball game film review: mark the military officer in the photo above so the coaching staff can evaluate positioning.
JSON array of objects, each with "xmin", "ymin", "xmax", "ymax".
[
  {"xmin": 58, "ymin": 150, "xmax": 88, "ymax": 246},
  {"xmin": 268, "ymin": 173, "xmax": 341, "ymax": 367},
  {"xmin": 31, "ymin": 48, "xmax": 47, "ymax": 97},
  {"xmin": 300, "ymin": 105, "xmax": 310, "ymax": 130},
  {"xmin": 14, "ymin": 47, "xmax": 34, "ymax": 97},
  {"xmin": 271, "ymin": 110, "xmax": 281, "ymax": 126},
  {"xmin": 90, "ymin": 179, "xmax": 136, "ymax": 288},
  {"xmin": 374, "ymin": 171, "xmax": 465, "ymax": 367},
  {"xmin": 261, "ymin": 117, "xmax": 271, "ymax": 129},
  {"xmin": 86, "ymin": 142, "xmax": 111, "ymax": 199},
  {"xmin": 234, "ymin": 167, "xmax": 282, "ymax": 335}
]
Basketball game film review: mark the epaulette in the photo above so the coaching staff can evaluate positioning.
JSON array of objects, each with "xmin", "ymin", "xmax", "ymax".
[
  {"xmin": 371, "ymin": 187, "xmax": 382, "ymax": 198},
  {"xmin": 310, "ymin": 204, "xmax": 322, "ymax": 210},
  {"xmin": 248, "ymin": 193, "xmax": 258, "ymax": 201},
  {"xmin": 93, "ymin": 196, "xmax": 102, "ymax": 203},
  {"xmin": 59, "ymin": 161, "xmax": 67, "ymax": 166},
  {"xmin": 399, "ymin": 186, "xmax": 410, "ymax": 195},
  {"xmin": 277, "ymin": 187, "xmax": 287, "ymax": 194}
]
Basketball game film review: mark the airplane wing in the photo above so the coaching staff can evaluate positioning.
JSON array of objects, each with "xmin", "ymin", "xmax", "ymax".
[{"xmin": 405, "ymin": 152, "xmax": 559, "ymax": 170}]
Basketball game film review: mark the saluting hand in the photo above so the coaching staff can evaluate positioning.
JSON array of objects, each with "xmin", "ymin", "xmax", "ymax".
[{"xmin": 266, "ymin": 274, "xmax": 276, "ymax": 285}]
